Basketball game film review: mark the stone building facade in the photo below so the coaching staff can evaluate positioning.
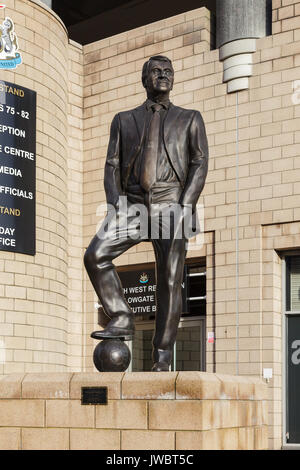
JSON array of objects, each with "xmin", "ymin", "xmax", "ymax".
[{"xmin": 1, "ymin": 0, "xmax": 300, "ymax": 449}]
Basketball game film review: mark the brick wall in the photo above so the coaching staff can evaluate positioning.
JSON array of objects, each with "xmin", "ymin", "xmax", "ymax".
[
  {"xmin": 1, "ymin": 0, "xmax": 300, "ymax": 450},
  {"xmin": 0, "ymin": 0, "xmax": 70, "ymax": 373},
  {"xmin": 80, "ymin": 3, "xmax": 300, "ymax": 448},
  {"xmin": 0, "ymin": 0, "xmax": 85, "ymax": 373},
  {"xmin": 66, "ymin": 40, "xmax": 84, "ymax": 371},
  {"xmin": 82, "ymin": 7, "xmax": 215, "ymax": 368},
  {"xmin": 272, "ymin": 0, "xmax": 300, "ymax": 34}
]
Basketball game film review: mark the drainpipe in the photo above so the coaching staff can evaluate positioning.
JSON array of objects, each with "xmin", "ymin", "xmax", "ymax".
[{"xmin": 216, "ymin": 0, "xmax": 270, "ymax": 375}]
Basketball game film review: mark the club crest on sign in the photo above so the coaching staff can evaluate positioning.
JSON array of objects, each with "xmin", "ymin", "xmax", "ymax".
[
  {"xmin": 0, "ymin": 16, "xmax": 22, "ymax": 69},
  {"xmin": 139, "ymin": 273, "xmax": 149, "ymax": 284}
]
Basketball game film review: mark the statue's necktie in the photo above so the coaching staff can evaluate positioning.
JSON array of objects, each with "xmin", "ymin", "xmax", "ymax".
[{"xmin": 140, "ymin": 103, "xmax": 162, "ymax": 191}]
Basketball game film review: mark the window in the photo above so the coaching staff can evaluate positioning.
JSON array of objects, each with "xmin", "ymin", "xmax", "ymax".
[{"xmin": 286, "ymin": 256, "xmax": 300, "ymax": 312}]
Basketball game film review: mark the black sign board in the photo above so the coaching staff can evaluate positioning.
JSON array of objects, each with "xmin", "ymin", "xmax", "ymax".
[
  {"xmin": 117, "ymin": 266, "xmax": 187, "ymax": 318},
  {"xmin": 118, "ymin": 268, "xmax": 157, "ymax": 317},
  {"xmin": 81, "ymin": 387, "xmax": 108, "ymax": 405},
  {"xmin": 0, "ymin": 81, "xmax": 36, "ymax": 255}
]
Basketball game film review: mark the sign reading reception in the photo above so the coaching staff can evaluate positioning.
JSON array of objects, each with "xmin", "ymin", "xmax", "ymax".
[{"xmin": 0, "ymin": 81, "xmax": 36, "ymax": 255}]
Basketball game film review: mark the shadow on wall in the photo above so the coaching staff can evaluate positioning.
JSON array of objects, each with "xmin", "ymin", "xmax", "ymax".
[{"xmin": 52, "ymin": 0, "xmax": 217, "ymax": 45}]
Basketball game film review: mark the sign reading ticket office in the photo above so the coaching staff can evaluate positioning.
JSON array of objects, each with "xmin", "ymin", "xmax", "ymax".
[{"xmin": 0, "ymin": 81, "xmax": 36, "ymax": 255}]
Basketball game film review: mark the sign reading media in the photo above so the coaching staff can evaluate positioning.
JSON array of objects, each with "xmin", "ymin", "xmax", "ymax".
[{"xmin": 0, "ymin": 81, "xmax": 36, "ymax": 255}]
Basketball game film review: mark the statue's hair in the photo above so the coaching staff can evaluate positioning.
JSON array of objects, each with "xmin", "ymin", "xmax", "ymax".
[{"xmin": 142, "ymin": 56, "xmax": 173, "ymax": 86}]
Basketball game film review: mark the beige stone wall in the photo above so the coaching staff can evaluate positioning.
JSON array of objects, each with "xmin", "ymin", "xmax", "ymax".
[
  {"xmin": 66, "ymin": 41, "xmax": 84, "ymax": 371},
  {"xmin": 0, "ymin": 371, "xmax": 268, "ymax": 450},
  {"xmin": 272, "ymin": 0, "xmax": 300, "ymax": 34},
  {"xmin": 82, "ymin": 7, "xmax": 214, "ymax": 369},
  {"xmin": 0, "ymin": 0, "xmax": 69, "ymax": 373},
  {"xmin": 80, "ymin": 1, "xmax": 300, "ymax": 369},
  {"xmin": 80, "ymin": 2, "xmax": 300, "ymax": 448},
  {"xmin": 0, "ymin": 1, "xmax": 85, "ymax": 373},
  {"xmin": 1, "ymin": 0, "xmax": 300, "ymax": 450}
]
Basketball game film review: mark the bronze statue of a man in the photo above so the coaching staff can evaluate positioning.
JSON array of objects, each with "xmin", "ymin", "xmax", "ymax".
[{"xmin": 84, "ymin": 55, "xmax": 208, "ymax": 371}]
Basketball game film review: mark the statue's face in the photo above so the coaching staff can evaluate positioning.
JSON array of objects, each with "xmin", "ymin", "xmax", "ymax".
[
  {"xmin": 3, "ymin": 19, "xmax": 11, "ymax": 29},
  {"xmin": 144, "ymin": 60, "xmax": 174, "ymax": 95}
]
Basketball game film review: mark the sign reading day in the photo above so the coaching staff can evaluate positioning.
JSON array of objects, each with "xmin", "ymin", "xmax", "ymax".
[{"xmin": 0, "ymin": 81, "xmax": 36, "ymax": 255}]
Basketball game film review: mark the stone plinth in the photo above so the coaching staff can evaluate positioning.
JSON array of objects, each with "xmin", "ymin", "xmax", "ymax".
[{"xmin": 0, "ymin": 372, "xmax": 268, "ymax": 450}]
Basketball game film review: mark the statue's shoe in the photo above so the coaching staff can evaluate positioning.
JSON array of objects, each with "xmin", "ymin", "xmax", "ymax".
[
  {"xmin": 91, "ymin": 327, "xmax": 134, "ymax": 341},
  {"xmin": 151, "ymin": 362, "xmax": 170, "ymax": 372}
]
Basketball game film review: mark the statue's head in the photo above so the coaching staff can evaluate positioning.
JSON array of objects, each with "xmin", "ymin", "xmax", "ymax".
[
  {"xmin": 142, "ymin": 55, "xmax": 174, "ymax": 97},
  {"xmin": 3, "ymin": 18, "xmax": 12, "ymax": 30}
]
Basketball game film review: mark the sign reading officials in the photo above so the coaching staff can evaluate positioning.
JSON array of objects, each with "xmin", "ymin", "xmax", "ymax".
[{"xmin": 0, "ymin": 81, "xmax": 36, "ymax": 255}]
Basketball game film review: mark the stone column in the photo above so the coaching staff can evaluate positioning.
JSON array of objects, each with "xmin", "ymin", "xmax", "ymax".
[
  {"xmin": 40, "ymin": 0, "xmax": 52, "ymax": 8},
  {"xmin": 216, "ymin": 0, "xmax": 271, "ymax": 92}
]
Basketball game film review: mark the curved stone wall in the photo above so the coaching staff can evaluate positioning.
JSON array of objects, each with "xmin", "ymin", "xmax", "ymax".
[{"xmin": 0, "ymin": 0, "xmax": 69, "ymax": 373}]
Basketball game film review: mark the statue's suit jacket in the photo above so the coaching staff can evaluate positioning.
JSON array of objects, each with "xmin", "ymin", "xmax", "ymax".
[{"xmin": 104, "ymin": 101, "xmax": 209, "ymax": 210}]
